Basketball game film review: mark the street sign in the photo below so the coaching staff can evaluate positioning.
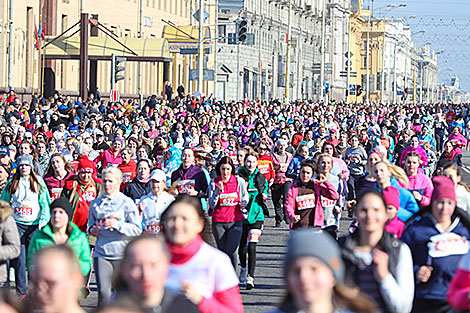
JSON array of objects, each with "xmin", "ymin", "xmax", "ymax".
[
  {"xmin": 189, "ymin": 69, "xmax": 215, "ymax": 81},
  {"xmin": 193, "ymin": 9, "xmax": 210, "ymax": 23},
  {"xmin": 110, "ymin": 90, "xmax": 120, "ymax": 102}
]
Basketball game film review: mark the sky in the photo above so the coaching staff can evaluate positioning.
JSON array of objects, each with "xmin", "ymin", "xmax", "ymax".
[{"xmin": 368, "ymin": 0, "xmax": 470, "ymax": 91}]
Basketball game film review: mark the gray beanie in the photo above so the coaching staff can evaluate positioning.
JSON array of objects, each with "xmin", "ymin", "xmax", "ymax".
[
  {"xmin": 16, "ymin": 154, "xmax": 34, "ymax": 168},
  {"xmin": 285, "ymin": 229, "xmax": 345, "ymax": 283}
]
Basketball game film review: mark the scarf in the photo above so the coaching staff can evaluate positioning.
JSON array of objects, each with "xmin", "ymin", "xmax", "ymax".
[{"xmin": 167, "ymin": 235, "xmax": 203, "ymax": 265}]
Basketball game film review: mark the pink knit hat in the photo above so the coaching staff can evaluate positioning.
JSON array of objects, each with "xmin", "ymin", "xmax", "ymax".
[
  {"xmin": 383, "ymin": 186, "xmax": 400, "ymax": 210},
  {"xmin": 431, "ymin": 176, "xmax": 456, "ymax": 203}
]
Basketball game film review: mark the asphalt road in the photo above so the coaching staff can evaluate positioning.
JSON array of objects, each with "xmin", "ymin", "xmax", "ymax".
[{"xmin": 68, "ymin": 151, "xmax": 470, "ymax": 311}]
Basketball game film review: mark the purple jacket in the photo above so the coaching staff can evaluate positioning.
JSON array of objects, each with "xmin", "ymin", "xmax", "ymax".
[{"xmin": 171, "ymin": 164, "xmax": 208, "ymax": 196}]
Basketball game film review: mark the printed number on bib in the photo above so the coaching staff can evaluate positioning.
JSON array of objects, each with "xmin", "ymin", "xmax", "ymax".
[
  {"xmin": 296, "ymin": 194, "xmax": 316, "ymax": 210},
  {"xmin": 428, "ymin": 233, "xmax": 469, "ymax": 258},
  {"xmin": 14, "ymin": 206, "xmax": 33, "ymax": 216},
  {"xmin": 146, "ymin": 220, "xmax": 161, "ymax": 234},
  {"xmin": 220, "ymin": 192, "xmax": 238, "ymax": 207},
  {"xmin": 122, "ymin": 172, "xmax": 133, "ymax": 183},
  {"xmin": 280, "ymin": 163, "xmax": 288, "ymax": 172},
  {"xmin": 51, "ymin": 188, "xmax": 63, "ymax": 200},
  {"xmin": 82, "ymin": 191, "xmax": 96, "ymax": 202},
  {"xmin": 258, "ymin": 164, "xmax": 270, "ymax": 175},
  {"xmin": 321, "ymin": 197, "xmax": 336, "ymax": 208},
  {"xmin": 247, "ymin": 229, "xmax": 262, "ymax": 243},
  {"xmin": 178, "ymin": 180, "xmax": 196, "ymax": 193}
]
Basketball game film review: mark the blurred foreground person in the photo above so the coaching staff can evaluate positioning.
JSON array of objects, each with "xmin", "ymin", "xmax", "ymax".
[
  {"xmin": 269, "ymin": 229, "xmax": 376, "ymax": 313},
  {"xmin": 29, "ymin": 244, "xmax": 85, "ymax": 313},
  {"xmin": 114, "ymin": 235, "xmax": 199, "ymax": 312}
]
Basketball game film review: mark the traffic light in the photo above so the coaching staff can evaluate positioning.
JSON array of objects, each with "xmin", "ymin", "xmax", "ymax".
[
  {"xmin": 111, "ymin": 53, "xmax": 126, "ymax": 88},
  {"xmin": 356, "ymin": 85, "xmax": 362, "ymax": 96},
  {"xmin": 237, "ymin": 19, "xmax": 248, "ymax": 43}
]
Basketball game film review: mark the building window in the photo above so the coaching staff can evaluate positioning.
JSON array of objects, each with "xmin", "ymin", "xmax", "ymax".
[
  {"xmin": 363, "ymin": 56, "xmax": 367, "ymax": 68},
  {"xmin": 218, "ymin": 25, "xmax": 226, "ymax": 43}
]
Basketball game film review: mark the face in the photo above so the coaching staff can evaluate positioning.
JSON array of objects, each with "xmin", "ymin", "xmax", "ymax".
[
  {"xmin": 386, "ymin": 205, "xmax": 398, "ymax": 221},
  {"xmin": 405, "ymin": 156, "xmax": 420, "ymax": 175},
  {"xmin": 319, "ymin": 156, "xmax": 332, "ymax": 174},
  {"xmin": 164, "ymin": 203, "xmax": 204, "ymax": 246},
  {"xmin": 287, "ymin": 257, "xmax": 336, "ymax": 309},
  {"xmin": 181, "ymin": 149, "xmax": 195, "ymax": 168},
  {"xmin": 201, "ymin": 136, "xmax": 209, "ymax": 146},
  {"xmin": 299, "ymin": 166, "xmax": 314, "ymax": 183},
  {"xmin": 219, "ymin": 163, "xmax": 232, "ymax": 180},
  {"xmin": 19, "ymin": 164, "xmax": 31, "ymax": 176},
  {"xmin": 150, "ymin": 179, "xmax": 166, "ymax": 196},
  {"xmin": 113, "ymin": 141, "xmax": 123, "ymax": 151},
  {"xmin": 103, "ymin": 172, "xmax": 121, "ymax": 195},
  {"xmin": 373, "ymin": 163, "xmax": 391, "ymax": 185},
  {"xmin": 259, "ymin": 145, "xmax": 268, "ymax": 155},
  {"xmin": 245, "ymin": 155, "xmax": 258, "ymax": 172},
  {"xmin": 213, "ymin": 140, "xmax": 222, "ymax": 150},
  {"xmin": 323, "ymin": 145, "xmax": 334, "ymax": 156},
  {"xmin": 121, "ymin": 150, "xmax": 132, "ymax": 162},
  {"xmin": 137, "ymin": 162, "xmax": 151, "ymax": 179},
  {"xmin": 237, "ymin": 151, "xmax": 246, "ymax": 165},
  {"xmin": 368, "ymin": 152, "xmax": 381, "ymax": 169},
  {"xmin": 51, "ymin": 208, "xmax": 69, "ymax": 229},
  {"xmin": 137, "ymin": 148, "xmax": 147, "ymax": 160},
  {"xmin": 351, "ymin": 137, "xmax": 359, "ymax": 148},
  {"xmin": 453, "ymin": 127, "xmax": 459, "ymax": 135},
  {"xmin": 32, "ymin": 253, "xmax": 82, "ymax": 313},
  {"xmin": 129, "ymin": 141, "xmax": 138, "ymax": 151},
  {"xmin": 78, "ymin": 171, "xmax": 92, "ymax": 183},
  {"xmin": 51, "ymin": 156, "xmax": 65, "ymax": 173},
  {"xmin": 123, "ymin": 240, "xmax": 169, "ymax": 305},
  {"xmin": 300, "ymin": 146, "xmax": 309, "ymax": 159},
  {"xmin": 443, "ymin": 168, "xmax": 460, "ymax": 186},
  {"xmin": 19, "ymin": 143, "xmax": 31, "ymax": 155},
  {"xmin": 356, "ymin": 193, "xmax": 388, "ymax": 233},
  {"xmin": 445, "ymin": 142, "xmax": 453, "ymax": 152},
  {"xmin": 432, "ymin": 199, "xmax": 456, "ymax": 223},
  {"xmin": 37, "ymin": 143, "xmax": 47, "ymax": 155},
  {"xmin": 411, "ymin": 137, "xmax": 419, "ymax": 147}
]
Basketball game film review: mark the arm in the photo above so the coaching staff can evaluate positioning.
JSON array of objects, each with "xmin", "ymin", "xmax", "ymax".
[
  {"xmin": 448, "ymin": 265, "xmax": 470, "ymax": 310},
  {"xmin": 0, "ymin": 217, "xmax": 20, "ymax": 262},
  {"xmin": 285, "ymin": 186, "xmax": 297, "ymax": 222},
  {"xmin": 78, "ymin": 232, "xmax": 92, "ymax": 276},
  {"xmin": 379, "ymin": 244, "xmax": 415, "ymax": 313},
  {"xmin": 420, "ymin": 178, "xmax": 434, "ymax": 207},
  {"xmin": 285, "ymin": 158, "xmax": 297, "ymax": 179},
  {"xmin": 319, "ymin": 180, "xmax": 340, "ymax": 201},
  {"xmin": 0, "ymin": 184, "xmax": 11, "ymax": 204},
  {"xmin": 38, "ymin": 184, "xmax": 52, "ymax": 227},
  {"xmin": 237, "ymin": 178, "xmax": 249, "ymax": 208},
  {"xmin": 198, "ymin": 286, "xmax": 244, "ymax": 313},
  {"xmin": 207, "ymin": 181, "xmax": 219, "ymax": 209},
  {"xmin": 113, "ymin": 201, "xmax": 143, "ymax": 237}
]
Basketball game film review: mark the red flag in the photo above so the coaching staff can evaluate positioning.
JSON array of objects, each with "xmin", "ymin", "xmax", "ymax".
[{"xmin": 34, "ymin": 24, "xmax": 40, "ymax": 50}]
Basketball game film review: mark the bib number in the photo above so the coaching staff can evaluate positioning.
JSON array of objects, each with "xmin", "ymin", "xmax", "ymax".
[
  {"xmin": 247, "ymin": 229, "xmax": 262, "ymax": 243},
  {"xmin": 220, "ymin": 192, "xmax": 238, "ymax": 207},
  {"xmin": 321, "ymin": 197, "xmax": 336, "ymax": 208},
  {"xmin": 14, "ymin": 206, "xmax": 33, "ymax": 216},
  {"xmin": 51, "ymin": 188, "xmax": 63, "ymax": 200},
  {"xmin": 258, "ymin": 164, "xmax": 270, "ymax": 175},
  {"xmin": 178, "ymin": 180, "xmax": 196, "ymax": 193},
  {"xmin": 296, "ymin": 194, "xmax": 316, "ymax": 210},
  {"xmin": 428, "ymin": 233, "xmax": 469, "ymax": 258},
  {"xmin": 145, "ymin": 220, "xmax": 161, "ymax": 234},
  {"xmin": 122, "ymin": 172, "xmax": 133, "ymax": 183},
  {"xmin": 280, "ymin": 163, "xmax": 288, "ymax": 172}
]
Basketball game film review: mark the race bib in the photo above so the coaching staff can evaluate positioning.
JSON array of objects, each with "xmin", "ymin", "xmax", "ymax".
[
  {"xmin": 51, "ymin": 188, "xmax": 63, "ymax": 200},
  {"xmin": 247, "ymin": 229, "xmax": 262, "ymax": 243},
  {"xmin": 220, "ymin": 192, "xmax": 238, "ymax": 207},
  {"xmin": 156, "ymin": 155, "xmax": 164, "ymax": 168},
  {"xmin": 296, "ymin": 194, "xmax": 316, "ymax": 210},
  {"xmin": 14, "ymin": 206, "xmax": 33, "ymax": 216},
  {"xmin": 178, "ymin": 180, "xmax": 196, "ymax": 193},
  {"xmin": 122, "ymin": 172, "xmax": 133, "ymax": 183},
  {"xmin": 321, "ymin": 197, "xmax": 336, "ymax": 208},
  {"xmin": 228, "ymin": 152, "xmax": 238, "ymax": 165},
  {"xmin": 280, "ymin": 163, "xmax": 288, "ymax": 172},
  {"xmin": 258, "ymin": 163, "xmax": 270, "ymax": 175},
  {"xmin": 82, "ymin": 191, "xmax": 96, "ymax": 202},
  {"xmin": 428, "ymin": 233, "xmax": 469, "ymax": 258},
  {"xmin": 145, "ymin": 219, "xmax": 161, "ymax": 234}
]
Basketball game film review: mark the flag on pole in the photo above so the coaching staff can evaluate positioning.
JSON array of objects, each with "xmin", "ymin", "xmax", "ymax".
[{"xmin": 34, "ymin": 24, "xmax": 40, "ymax": 50}]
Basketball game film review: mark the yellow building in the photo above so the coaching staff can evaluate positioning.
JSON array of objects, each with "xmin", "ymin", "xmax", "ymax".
[
  {"xmin": 348, "ymin": 0, "xmax": 385, "ymax": 103},
  {"xmin": 0, "ymin": 0, "xmax": 216, "ymax": 100}
]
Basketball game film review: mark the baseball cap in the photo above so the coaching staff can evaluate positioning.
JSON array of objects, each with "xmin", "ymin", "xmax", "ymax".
[
  {"xmin": 149, "ymin": 169, "xmax": 166, "ymax": 182},
  {"xmin": 0, "ymin": 147, "xmax": 9, "ymax": 156}
]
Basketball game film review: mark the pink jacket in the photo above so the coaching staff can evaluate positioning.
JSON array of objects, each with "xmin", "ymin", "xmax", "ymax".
[
  {"xmin": 448, "ymin": 252, "xmax": 470, "ymax": 310},
  {"xmin": 285, "ymin": 180, "xmax": 339, "ymax": 227},
  {"xmin": 398, "ymin": 173, "xmax": 434, "ymax": 207},
  {"xmin": 399, "ymin": 146, "xmax": 428, "ymax": 167},
  {"xmin": 449, "ymin": 133, "xmax": 467, "ymax": 155},
  {"xmin": 94, "ymin": 148, "xmax": 123, "ymax": 168}
]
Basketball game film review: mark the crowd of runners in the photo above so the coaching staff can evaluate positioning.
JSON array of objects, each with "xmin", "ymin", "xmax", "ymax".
[{"xmin": 0, "ymin": 89, "xmax": 470, "ymax": 313}]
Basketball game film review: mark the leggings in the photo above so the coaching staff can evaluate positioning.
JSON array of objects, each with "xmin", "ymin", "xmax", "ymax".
[
  {"xmin": 239, "ymin": 221, "xmax": 263, "ymax": 277},
  {"xmin": 94, "ymin": 257, "xmax": 121, "ymax": 306},
  {"xmin": 271, "ymin": 182, "xmax": 291, "ymax": 223},
  {"xmin": 212, "ymin": 221, "xmax": 243, "ymax": 270}
]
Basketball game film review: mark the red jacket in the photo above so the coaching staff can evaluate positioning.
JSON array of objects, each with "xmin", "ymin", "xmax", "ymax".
[
  {"xmin": 118, "ymin": 159, "xmax": 137, "ymax": 191},
  {"xmin": 257, "ymin": 154, "xmax": 275, "ymax": 183}
]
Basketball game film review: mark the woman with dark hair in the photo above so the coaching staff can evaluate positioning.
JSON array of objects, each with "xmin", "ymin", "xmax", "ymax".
[
  {"xmin": 339, "ymin": 190, "xmax": 414, "ymax": 313},
  {"xmin": 35, "ymin": 140, "xmax": 50, "ymax": 174},
  {"xmin": 400, "ymin": 152, "xmax": 434, "ymax": 208},
  {"xmin": 272, "ymin": 139, "xmax": 293, "ymax": 227},
  {"xmin": 0, "ymin": 154, "xmax": 51, "ymax": 297},
  {"xmin": 285, "ymin": 143, "xmax": 309, "ymax": 179},
  {"xmin": 27, "ymin": 197, "xmax": 91, "ymax": 277},
  {"xmin": 47, "ymin": 136, "xmax": 58, "ymax": 155},
  {"xmin": 268, "ymin": 230, "xmax": 376, "ymax": 313},
  {"xmin": 44, "ymin": 153, "xmax": 75, "ymax": 201},
  {"xmin": 123, "ymin": 159, "xmax": 152, "ymax": 204},
  {"xmin": 162, "ymin": 195, "xmax": 243, "ymax": 313},
  {"xmin": 171, "ymin": 147, "xmax": 208, "ymax": 201},
  {"xmin": 207, "ymin": 156, "xmax": 248, "ymax": 269},
  {"xmin": 399, "ymin": 135, "xmax": 429, "ymax": 168},
  {"xmin": 440, "ymin": 140, "xmax": 458, "ymax": 164},
  {"xmin": 402, "ymin": 176, "xmax": 470, "ymax": 313},
  {"xmin": 18, "ymin": 141, "xmax": 44, "ymax": 177}
]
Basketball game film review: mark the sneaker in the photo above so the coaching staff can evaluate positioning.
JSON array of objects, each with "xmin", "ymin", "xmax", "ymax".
[
  {"xmin": 246, "ymin": 275, "xmax": 254, "ymax": 290},
  {"xmin": 239, "ymin": 267, "xmax": 247, "ymax": 283}
]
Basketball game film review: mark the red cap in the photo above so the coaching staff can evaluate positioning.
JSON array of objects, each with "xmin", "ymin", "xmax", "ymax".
[
  {"xmin": 431, "ymin": 176, "xmax": 456, "ymax": 203},
  {"xmin": 383, "ymin": 186, "xmax": 400, "ymax": 210},
  {"xmin": 78, "ymin": 158, "xmax": 94, "ymax": 173}
]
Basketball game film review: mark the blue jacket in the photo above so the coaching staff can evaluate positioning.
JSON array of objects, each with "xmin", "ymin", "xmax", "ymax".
[
  {"xmin": 375, "ymin": 178, "xmax": 419, "ymax": 222},
  {"xmin": 418, "ymin": 133, "xmax": 436, "ymax": 149},
  {"xmin": 285, "ymin": 156, "xmax": 304, "ymax": 179},
  {"xmin": 401, "ymin": 213, "xmax": 470, "ymax": 301}
]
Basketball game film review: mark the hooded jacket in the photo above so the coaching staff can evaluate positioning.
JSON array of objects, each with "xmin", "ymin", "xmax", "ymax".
[
  {"xmin": 0, "ymin": 204, "xmax": 20, "ymax": 283},
  {"xmin": 118, "ymin": 159, "xmax": 137, "ymax": 191},
  {"xmin": 375, "ymin": 178, "xmax": 419, "ymax": 222},
  {"xmin": 398, "ymin": 173, "xmax": 434, "ymax": 207},
  {"xmin": 27, "ymin": 222, "xmax": 91, "ymax": 276},
  {"xmin": 171, "ymin": 164, "xmax": 208, "ymax": 198},
  {"xmin": 399, "ymin": 145, "xmax": 429, "ymax": 167},
  {"xmin": 44, "ymin": 171, "xmax": 75, "ymax": 201}
]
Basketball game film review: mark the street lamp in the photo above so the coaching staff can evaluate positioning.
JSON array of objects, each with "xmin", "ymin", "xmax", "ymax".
[{"xmin": 438, "ymin": 67, "xmax": 453, "ymax": 103}]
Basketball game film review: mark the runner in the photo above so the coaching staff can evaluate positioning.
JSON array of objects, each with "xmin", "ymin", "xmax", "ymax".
[{"xmin": 43, "ymin": 153, "xmax": 75, "ymax": 201}]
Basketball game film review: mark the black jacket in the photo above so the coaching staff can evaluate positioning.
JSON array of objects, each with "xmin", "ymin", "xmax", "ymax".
[{"xmin": 123, "ymin": 177, "xmax": 152, "ymax": 201}]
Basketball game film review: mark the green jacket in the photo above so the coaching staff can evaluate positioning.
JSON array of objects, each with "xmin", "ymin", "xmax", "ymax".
[
  {"xmin": 238, "ymin": 167, "xmax": 268, "ymax": 224},
  {"xmin": 27, "ymin": 223, "xmax": 91, "ymax": 276},
  {"xmin": 0, "ymin": 177, "xmax": 51, "ymax": 226}
]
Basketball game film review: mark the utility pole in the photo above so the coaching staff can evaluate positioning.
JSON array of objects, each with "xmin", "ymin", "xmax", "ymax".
[
  {"xmin": 8, "ymin": 0, "xmax": 13, "ymax": 89},
  {"xmin": 319, "ymin": 0, "xmax": 326, "ymax": 102},
  {"xmin": 365, "ymin": 16, "xmax": 370, "ymax": 104},
  {"xmin": 138, "ymin": 0, "xmax": 143, "ymax": 107},
  {"xmin": 285, "ymin": 2, "xmax": 292, "ymax": 100},
  {"xmin": 296, "ymin": 16, "xmax": 302, "ymax": 100},
  {"xmin": 214, "ymin": 0, "xmax": 218, "ymax": 99},
  {"xmin": 258, "ymin": 0, "xmax": 263, "ymax": 100},
  {"xmin": 237, "ymin": 34, "xmax": 240, "ymax": 100},
  {"xmin": 392, "ymin": 37, "xmax": 397, "ymax": 104},
  {"xmin": 198, "ymin": 0, "xmax": 204, "ymax": 94},
  {"xmin": 346, "ymin": 11, "xmax": 351, "ymax": 103}
]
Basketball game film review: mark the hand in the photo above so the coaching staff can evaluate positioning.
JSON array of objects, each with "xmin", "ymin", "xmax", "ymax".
[
  {"xmin": 315, "ymin": 173, "xmax": 327, "ymax": 183},
  {"xmin": 417, "ymin": 265, "xmax": 433, "ymax": 283},
  {"xmin": 333, "ymin": 206, "xmax": 341, "ymax": 214},
  {"xmin": 105, "ymin": 217, "xmax": 116, "ymax": 230},
  {"xmin": 180, "ymin": 281, "xmax": 203, "ymax": 305},
  {"xmin": 262, "ymin": 193, "xmax": 268, "ymax": 200},
  {"xmin": 338, "ymin": 173, "xmax": 346, "ymax": 181},
  {"xmin": 138, "ymin": 203, "xmax": 146, "ymax": 212},
  {"xmin": 38, "ymin": 223, "xmax": 46, "ymax": 230},
  {"xmin": 216, "ymin": 181, "xmax": 224, "ymax": 192},
  {"xmin": 89, "ymin": 226, "xmax": 99, "ymax": 237},
  {"xmin": 293, "ymin": 215, "xmax": 301, "ymax": 223},
  {"xmin": 412, "ymin": 191, "xmax": 423, "ymax": 202},
  {"xmin": 373, "ymin": 248, "xmax": 390, "ymax": 280},
  {"xmin": 186, "ymin": 186, "xmax": 198, "ymax": 196},
  {"xmin": 345, "ymin": 160, "xmax": 350, "ymax": 165}
]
